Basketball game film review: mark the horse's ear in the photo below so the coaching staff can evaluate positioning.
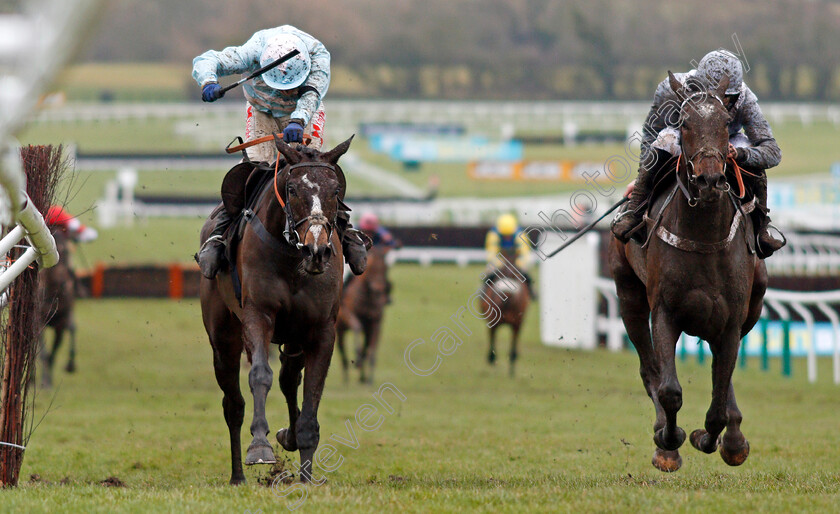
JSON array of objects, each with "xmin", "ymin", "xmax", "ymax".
[
  {"xmin": 668, "ymin": 71, "xmax": 683, "ymax": 98},
  {"xmin": 321, "ymin": 134, "xmax": 355, "ymax": 164},
  {"xmin": 715, "ymin": 74, "xmax": 730, "ymax": 100},
  {"xmin": 274, "ymin": 133, "xmax": 303, "ymax": 164}
]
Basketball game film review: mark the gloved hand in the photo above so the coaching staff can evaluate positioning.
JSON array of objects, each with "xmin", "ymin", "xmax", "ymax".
[
  {"xmin": 283, "ymin": 121, "xmax": 304, "ymax": 143},
  {"xmin": 201, "ymin": 83, "xmax": 224, "ymax": 102}
]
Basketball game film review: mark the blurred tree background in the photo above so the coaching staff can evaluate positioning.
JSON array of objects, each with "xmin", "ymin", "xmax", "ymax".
[{"xmin": 77, "ymin": 0, "xmax": 840, "ymax": 101}]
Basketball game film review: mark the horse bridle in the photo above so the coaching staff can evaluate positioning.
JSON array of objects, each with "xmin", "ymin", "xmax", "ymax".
[
  {"xmin": 273, "ymin": 160, "xmax": 339, "ymax": 251},
  {"xmin": 675, "ymin": 91, "xmax": 731, "ymax": 207}
]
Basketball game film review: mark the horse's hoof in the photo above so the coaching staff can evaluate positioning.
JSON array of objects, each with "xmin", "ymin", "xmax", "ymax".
[
  {"xmin": 65, "ymin": 362, "xmax": 76, "ymax": 373},
  {"xmin": 229, "ymin": 475, "xmax": 246, "ymax": 485},
  {"xmin": 276, "ymin": 428, "xmax": 297, "ymax": 452},
  {"xmin": 653, "ymin": 426, "xmax": 686, "ymax": 451},
  {"xmin": 689, "ymin": 429, "xmax": 718, "ymax": 454},
  {"xmin": 651, "ymin": 448, "xmax": 682, "ymax": 472},
  {"xmin": 245, "ymin": 442, "xmax": 276, "ymax": 465},
  {"xmin": 720, "ymin": 439, "xmax": 750, "ymax": 466}
]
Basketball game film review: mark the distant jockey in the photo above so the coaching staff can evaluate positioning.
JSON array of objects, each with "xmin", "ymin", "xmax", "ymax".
[
  {"xmin": 358, "ymin": 212, "xmax": 396, "ymax": 304},
  {"xmin": 611, "ymin": 49, "xmax": 784, "ymax": 258},
  {"xmin": 192, "ymin": 25, "xmax": 368, "ymax": 280},
  {"xmin": 45, "ymin": 206, "xmax": 98, "ymax": 243},
  {"xmin": 359, "ymin": 212, "xmax": 397, "ymax": 249},
  {"xmin": 485, "ymin": 214, "xmax": 536, "ymax": 299}
]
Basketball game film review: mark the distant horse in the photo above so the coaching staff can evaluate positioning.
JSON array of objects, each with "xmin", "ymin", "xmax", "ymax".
[
  {"xmin": 335, "ymin": 243, "xmax": 391, "ymax": 384},
  {"xmin": 200, "ymin": 136, "xmax": 353, "ymax": 485},
  {"xmin": 39, "ymin": 227, "xmax": 77, "ymax": 388},
  {"xmin": 609, "ymin": 73, "xmax": 766, "ymax": 472},
  {"xmin": 481, "ymin": 249, "xmax": 530, "ymax": 377}
]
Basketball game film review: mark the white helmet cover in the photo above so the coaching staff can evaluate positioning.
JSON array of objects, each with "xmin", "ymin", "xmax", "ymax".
[
  {"xmin": 696, "ymin": 50, "xmax": 743, "ymax": 95},
  {"xmin": 260, "ymin": 34, "xmax": 311, "ymax": 90}
]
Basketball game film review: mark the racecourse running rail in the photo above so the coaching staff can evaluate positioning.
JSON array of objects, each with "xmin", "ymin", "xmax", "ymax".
[{"xmin": 0, "ymin": 0, "xmax": 104, "ymax": 290}]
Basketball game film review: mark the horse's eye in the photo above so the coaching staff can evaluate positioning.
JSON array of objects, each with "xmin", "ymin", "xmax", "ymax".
[
  {"xmin": 334, "ymin": 188, "xmax": 340, "ymax": 197},
  {"xmin": 288, "ymin": 187, "xmax": 297, "ymax": 197}
]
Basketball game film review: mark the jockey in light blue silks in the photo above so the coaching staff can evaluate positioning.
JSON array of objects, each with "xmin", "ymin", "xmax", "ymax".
[
  {"xmin": 612, "ymin": 50, "xmax": 785, "ymax": 258},
  {"xmin": 192, "ymin": 25, "xmax": 369, "ymax": 279}
]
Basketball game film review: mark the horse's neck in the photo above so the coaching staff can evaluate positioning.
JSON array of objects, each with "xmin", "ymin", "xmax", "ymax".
[{"xmin": 668, "ymin": 192, "xmax": 734, "ymax": 243}]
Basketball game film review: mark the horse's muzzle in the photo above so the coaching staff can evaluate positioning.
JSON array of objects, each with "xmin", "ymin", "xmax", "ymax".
[
  {"xmin": 302, "ymin": 243, "xmax": 333, "ymax": 274},
  {"xmin": 694, "ymin": 172, "xmax": 729, "ymax": 202}
]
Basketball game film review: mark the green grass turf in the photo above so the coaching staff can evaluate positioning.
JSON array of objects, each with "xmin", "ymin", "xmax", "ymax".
[{"xmin": 2, "ymin": 264, "xmax": 839, "ymax": 512}]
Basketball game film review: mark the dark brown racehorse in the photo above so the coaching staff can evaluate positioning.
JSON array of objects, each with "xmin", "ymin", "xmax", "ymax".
[
  {"xmin": 482, "ymin": 249, "xmax": 530, "ymax": 377},
  {"xmin": 335, "ymin": 243, "xmax": 391, "ymax": 384},
  {"xmin": 200, "ymin": 136, "xmax": 353, "ymax": 485},
  {"xmin": 609, "ymin": 73, "xmax": 766, "ymax": 472},
  {"xmin": 39, "ymin": 226, "xmax": 77, "ymax": 388}
]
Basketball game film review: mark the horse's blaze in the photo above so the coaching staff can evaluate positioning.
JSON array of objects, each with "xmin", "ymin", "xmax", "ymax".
[{"xmin": 304, "ymin": 223, "xmax": 329, "ymax": 250}]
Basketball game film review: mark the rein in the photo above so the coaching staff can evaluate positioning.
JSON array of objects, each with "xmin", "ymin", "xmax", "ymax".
[{"xmin": 225, "ymin": 133, "xmax": 312, "ymax": 155}]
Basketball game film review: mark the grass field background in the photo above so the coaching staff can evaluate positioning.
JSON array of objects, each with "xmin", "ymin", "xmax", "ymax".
[{"xmin": 1, "ymin": 264, "xmax": 838, "ymax": 512}]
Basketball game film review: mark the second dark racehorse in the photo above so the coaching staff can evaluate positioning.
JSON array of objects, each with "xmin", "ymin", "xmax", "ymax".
[{"xmin": 609, "ymin": 74, "xmax": 767, "ymax": 472}]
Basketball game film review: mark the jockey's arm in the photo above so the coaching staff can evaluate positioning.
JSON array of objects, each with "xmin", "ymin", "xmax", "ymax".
[
  {"xmin": 289, "ymin": 29, "xmax": 330, "ymax": 127},
  {"xmin": 639, "ymin": 78, "xmax": 676, "ymax": 168},
  {"xmin": 192, "ymin": 31, "xmax": 263, "ymax": 88},
  {"xmin": 485, "ymin": 230, "xmax": 501, "ymax": 267},
  {"xmin": 734, "ymin": 91, "xmax": 782, "ymax": 170},
  {"xmin": 378, "ymin": 227, "xmax": 397, "ymax": 248},
  {"xmin": 515, "ymin": 231, "xmax": 532, "ymax": 271}
]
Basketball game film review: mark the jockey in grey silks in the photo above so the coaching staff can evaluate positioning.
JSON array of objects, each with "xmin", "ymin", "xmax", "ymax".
[{"xmin": 612, "ymin": 50, "xmax": 785, "ymax": 258}]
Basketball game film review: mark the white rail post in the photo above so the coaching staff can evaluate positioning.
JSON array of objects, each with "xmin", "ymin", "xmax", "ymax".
[
  {"xmin": 815, "ymin": 302, "xmax": 840, "ymax": 385},
  {"xmin": 789, "ymin": 302, "xmax": 817, "ymax": 383}
]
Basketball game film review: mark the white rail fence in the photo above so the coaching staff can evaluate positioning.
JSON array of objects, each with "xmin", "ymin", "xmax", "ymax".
[{"xmin": 30, "ymin": 101, "xmax": 840, "ymax": 134}]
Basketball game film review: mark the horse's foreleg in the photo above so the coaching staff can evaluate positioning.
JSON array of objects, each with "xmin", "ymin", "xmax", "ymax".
[
  {"xmin": 38, "ymin": 334, "xmax": 52, "ymax": 389},
  {"xmin": 243, "ymin": 312, "xmax": 276, "ymax": 465},
  {"xmin": 363, "ymin": 320, "xmax": 382, "ymax": 385},
  {"xmin": 48, "ymin": 328, "xmax": 63, "ymax": 369},
  {"xmin": 213, "ymin": 343, "xmax": 246, "ymax": 484},
  {"xmin": 651, "ymin": 309, "xmax": 686, "ymax": 453},
  {"xmin": 488, "ymin": 326, "xmax": 497, "ymax": 365},
  {"xmin": 509, "ymin": 324, "xmax": 520, "ymax": 378},
  {"xmin": 690, "ymin": 329, "xmax": 741, "ymax": 456},
  {"xmin": 297, "ymin": 328, "xmax": 335, "ymax": 483},
  {"xmin": 718, "ymin": 383, "xmax": 750, "ymax": 466},
  {"xmin": 336, "ymin": 329, "xmax": 349, "ymax": 384},
  {"xmin": 276, "ymin": 350, "xmax": 304, "ymax": 452},
  {"xmin": 65, "ymin": 322, "xmax": 77, "ymax": 373},
  {"xmin": 615, "ymin": 274, "xmax": 680, "ymax": 471}
]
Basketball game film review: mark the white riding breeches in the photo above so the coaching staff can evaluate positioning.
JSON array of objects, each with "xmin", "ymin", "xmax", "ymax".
[{"xmin": 243, "ymin": 102, "xmax": 326, "ymax": 162}]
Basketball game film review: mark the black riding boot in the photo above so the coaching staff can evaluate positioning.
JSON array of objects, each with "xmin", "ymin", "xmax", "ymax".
[
  {"xmin": 751, "ymin": 172, "xmax": 785, "ymax": 259},
  {"xmin": 197, "ymin": 209, "xmax": 233, "ymax": 279},
  {"xmin": 612, "ymin": 159, "xmax": 656, "ymax": 242},
  {"xmin": 337, "ymin": 211, "xmax": 371, "ymax": 275}
]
